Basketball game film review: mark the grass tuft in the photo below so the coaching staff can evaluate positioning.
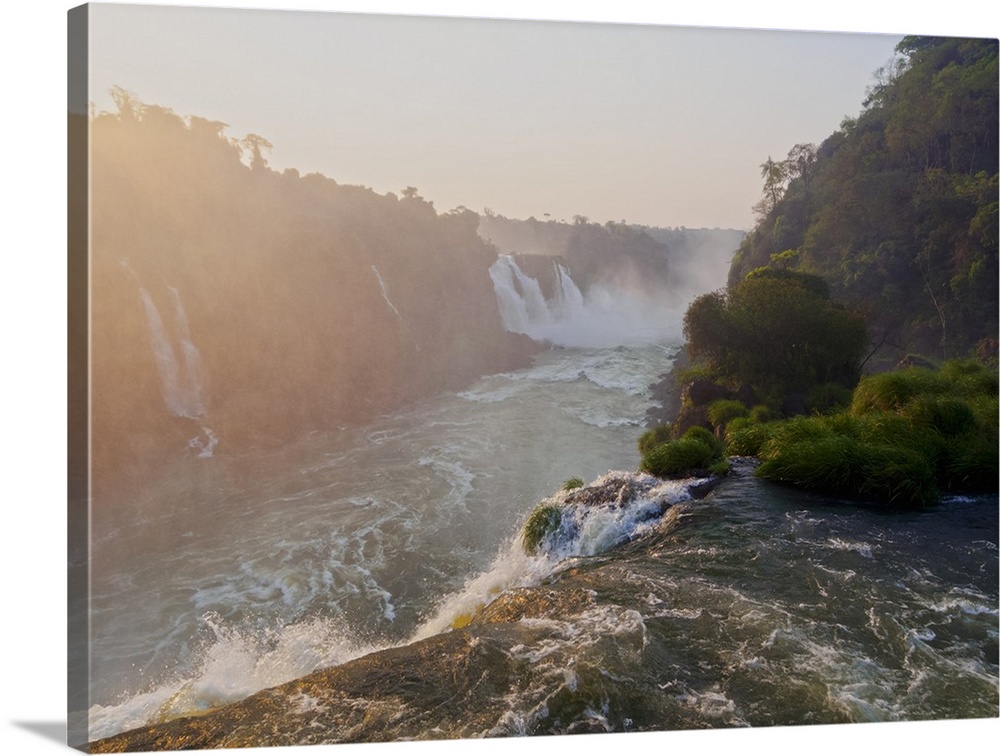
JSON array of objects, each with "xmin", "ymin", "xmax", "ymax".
[{"xmin": 521, "ymin": 504, "xmax": 563, "ymax": 555}]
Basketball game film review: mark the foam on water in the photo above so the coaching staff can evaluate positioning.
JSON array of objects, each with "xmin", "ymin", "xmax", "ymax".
[
  {"xmin": 87, "ymin": 613, "xmax": 376, "ymax": 741},
  {"xmin": 411, "ymin": 472, "xmax": 705, "ymax": 640}
]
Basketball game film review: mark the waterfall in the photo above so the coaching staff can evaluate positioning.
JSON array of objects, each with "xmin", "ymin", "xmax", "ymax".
[
  {"xmin": 139, "ymin": 286, "xmax": 208, "ymax": 419},
  {"xmin": 370, "ymin": 265, "xmax": 418, "ymax": 351},
  {"xmin": 488, "ymin": 255, "xmax": 682, "ymax": 348},
  {"xmin": 370, "ymin": 265, "xmax": 402, "ymax": 320},
  {"xmin": 488, "ymin": 256, "xmax": 551, "ymax": 335}
]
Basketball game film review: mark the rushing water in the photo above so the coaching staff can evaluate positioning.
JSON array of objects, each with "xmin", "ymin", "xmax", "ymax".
[
  {"xmin": 87, "ymin": 340, "xmax": 680, "ymax": 739},
  {"xmin": 86, "ymin": 259, "xmax": 998, "ymax": 745}
]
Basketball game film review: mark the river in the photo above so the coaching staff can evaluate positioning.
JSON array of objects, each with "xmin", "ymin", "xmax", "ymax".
[{"xmin": 84, "ymin": 258, "xmax": 998, "ymax": 745}]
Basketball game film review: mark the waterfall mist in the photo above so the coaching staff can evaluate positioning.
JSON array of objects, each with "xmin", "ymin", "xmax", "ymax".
[{"xmin": 489, "ymin": 255, "xmax": 685, "ymax": 348}]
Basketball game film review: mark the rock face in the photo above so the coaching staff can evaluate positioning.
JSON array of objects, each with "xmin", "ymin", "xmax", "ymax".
[{"xmin": 86, "ymin": 109, "xmax": 541, "ymax": 507}]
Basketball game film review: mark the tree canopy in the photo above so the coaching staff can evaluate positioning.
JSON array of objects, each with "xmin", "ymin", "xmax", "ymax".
[
  {"xmin": 684, "ymin": 269, "xmax": 867, "ymax": 407},
  {"xmin": 729, "ymin": 36, "xmax": 998, "ymax": 367}
]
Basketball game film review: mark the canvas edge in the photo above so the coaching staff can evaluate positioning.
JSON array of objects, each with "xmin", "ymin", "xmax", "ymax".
[{"xmin": 68, "ymin": 2, "xmax": 91, "ymax": 750}]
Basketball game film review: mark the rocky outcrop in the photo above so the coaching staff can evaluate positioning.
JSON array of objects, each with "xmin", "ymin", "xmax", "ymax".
[{"xmin": 86, "ymin": 584, "xmax": 604, "ymax": 751}]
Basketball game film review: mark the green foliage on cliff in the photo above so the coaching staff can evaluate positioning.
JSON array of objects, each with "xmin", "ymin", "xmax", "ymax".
[
  {"xmin": 637, "ymin": 424, "xmax": 672, "ymax": 454},
  {"xmin": 88, "ymin": 90, "xmax": 537, "ymax": 503},
  {"xmin": 728, "ymin": 36, "xmax": 998, "ymax": 365},
  {"xmin": 683, "ymin": 268, "xmax": 867, "ymax": 407},
  {"xmin": 728, "ymin": 360, "xmax": 998, "ymax": 507}
]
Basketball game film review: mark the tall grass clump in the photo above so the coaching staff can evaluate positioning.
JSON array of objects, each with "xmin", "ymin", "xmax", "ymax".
[
  {"xmin": 639, "ymin": 425, "xmax": 725, "ymax": 478},
  {"xmin": 522, "ymin": 503, "xmax": 563, "ymax": 555},
  {"xmin": 805, "ymin": 382, "xmax": 854, "ymax": 413},
  {"xmin": 756, "ymin": 436, "xmax": 937, "ymax": 508},
  {"xmin": 724, "ymin": 419, "xmax": 773, "ymax": 456},
  {"xmin": 707, "ymin": 399, "xmax": 748, "ymax": 428},
  {"xmin": 637, "ymin": 424, "xmax": 672, "ymax": 454},
  {"xmin": 752, "ymin": 361, "xmax": 998, "ymax": 508},
  {"xmin": 940, "ymin": 359, "xmax": 999, "ymax": 398},
  {"xmin": 562, "ymin": 476, "xmax": 585, "ymax": 491},
  {"xmin": 850, "ymin": 369, "xmax": 949, "ymax": 413}
]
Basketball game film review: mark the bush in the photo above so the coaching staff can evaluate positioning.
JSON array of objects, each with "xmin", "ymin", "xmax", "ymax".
[
  {"xmin": 707, "ymin": 399, "xmax": 748, "ymax": 427},
  {"xmin": 637, "ymin": 424, "xmax": 672, "ymax": 454},
  {"xmin": 561, "ymin": 476, "xmax": 585, "ymax": 491},
  {"xmin": 640, "ymin": 437, "xmax": 717, "ymax": 478},
  {"xmin": 725, "ymin": 422, "xmax": 772, "ymax": 456},
  {"xmin": 756, "ymin": 436, "xmax": 938, "ymax": 508},
  {"xmin": 681, "ymin": 425, "xmax": 725, "ymax": 457},
  {"xmin": 522, "ymin": 504, "xmax": 563, "ymax": 555},
  {"xmin": 850, "ymin": 369, "xmax": 949, "ymax": 414},
  {"xmin": 684, "ymin": 272, "xmax": 867, "ymax": 403},
  {"xmin": 749, "ymin": 404, "xmax": 775, "ymax": 423}
]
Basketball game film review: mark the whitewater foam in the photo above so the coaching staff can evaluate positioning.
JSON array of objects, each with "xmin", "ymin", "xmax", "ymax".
[{"xmin": 410, "ymin": 472, "xmax": 706, "ymax": 641}]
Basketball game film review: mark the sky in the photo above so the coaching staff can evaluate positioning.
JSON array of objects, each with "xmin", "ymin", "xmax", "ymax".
[
  {"xmin": 83, "ymin": 2, "xmax": 911, "ymax": 230},
  {"xmin": 2, "ymin": 3, "xmax": 999, "ymax": 756}
]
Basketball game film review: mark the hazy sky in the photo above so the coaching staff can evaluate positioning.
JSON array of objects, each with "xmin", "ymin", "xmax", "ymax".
[{"xmin": 85, "ymin": 2, "xmax": 911, "ymax": 230}]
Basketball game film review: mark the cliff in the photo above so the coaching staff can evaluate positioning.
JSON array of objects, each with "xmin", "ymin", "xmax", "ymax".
[{"xmin": 86, "ymin": 102, "xmax": 538, "ymax": 506}]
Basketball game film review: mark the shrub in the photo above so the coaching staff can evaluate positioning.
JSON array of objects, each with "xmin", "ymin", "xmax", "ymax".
[
  {"xmin": 724, "ymin": 422, "xmax": 772, "ymax": 456},
  {"xmin": 940, "ymin": 359, "xmax": 999, "ymax": 398},
  {"xmin": 637, "ymin": 424, "xmax": 672, "ymax": 455},
  {"xmin": 681, "ymin": 425, "xmax": 725, "ymax": 457},
  {"xmin": 561, "ymin": 476, "xmax": 585, "ymax": 491},
  {"xmin": 522, "ymin": 504, "xmax": 563, "ymax": 555},
  {"xmin": 707, "ymin": 399, "xmax": 748, "ymax": 427},
  {"xmin": 640, "ymin": 438, "xmax": 717, "ymax": 478},
  {"xmin": 850, "ymin": 369, "xmax": 949, "ymax": 414},
  {"xmin": 903, "ymin": 396, "xmax": 977, "ymax": 436},
  {"xmin": 756, "ymin": 436, "xmax": 938, "ymax": 508},
  {"xmin": 749, "ymin": 404, "xmax": 775, "ymax": 423},
  {"xmin": 805, "ymin": 382, "xmax": 854, "ymax": 414}
]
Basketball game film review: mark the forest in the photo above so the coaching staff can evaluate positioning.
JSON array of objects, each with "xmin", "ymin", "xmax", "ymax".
[
  {"xmin": 728, "ymin": 35, "xmax": 998, "ymax": 367},
  {"xmin": 85, "ymin": 91, "xmax": 541, "ymax": 505},
  {"xmin": 656, "ymin": 35, "xmax": 999, "ymax": 507}
]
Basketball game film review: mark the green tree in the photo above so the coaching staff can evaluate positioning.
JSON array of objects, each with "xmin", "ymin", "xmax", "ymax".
[{"xmin": 684, "ymin": 269, "xmax": 867, "ymax": 406}]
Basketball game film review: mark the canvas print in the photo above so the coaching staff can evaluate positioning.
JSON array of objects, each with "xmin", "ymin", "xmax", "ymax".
[{"xmin": 68, "ymin": 3, "xmax": 999, "ymax": 751}]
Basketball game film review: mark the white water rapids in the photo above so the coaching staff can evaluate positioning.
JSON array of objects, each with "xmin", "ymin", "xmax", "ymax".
[{"xmin": 87, "ymin": 257, "xmax": 685, "ymax": 739}]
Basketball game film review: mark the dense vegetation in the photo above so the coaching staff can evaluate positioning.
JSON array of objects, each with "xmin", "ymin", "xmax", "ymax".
[
  {"xmin": 88, "ymin": 90, "xmax": 538, "ymax": 505},
  {"xmin": 729, "ymin": 36, "xmax": 998, "ymax": 367},
  {"xmin": 683, "ymin": 268, "xmax": 867, "ymax": 409},
  {"xmin": 643, "ymin": 35, "xmax": 998, "ymax": 508},
  {"xmin": 724, "ymin": 360, "xmax": 998, "ymax": 508}
]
